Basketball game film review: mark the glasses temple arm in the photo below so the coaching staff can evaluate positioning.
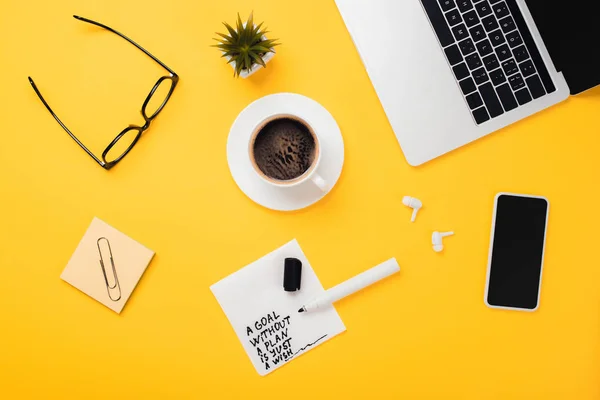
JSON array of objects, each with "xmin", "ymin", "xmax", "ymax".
[
  {"xmin": 73, "ymin": 15, "xmax": 178, "ymax": 77},
  {"xmin": 28, "ymin": 77, "xmax": 106, "ymax": 167}
]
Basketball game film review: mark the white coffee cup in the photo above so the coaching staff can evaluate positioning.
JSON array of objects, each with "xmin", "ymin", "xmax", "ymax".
[{"xmin": 248, "ymin": 114, "xmax": 328, "ymax": 191}]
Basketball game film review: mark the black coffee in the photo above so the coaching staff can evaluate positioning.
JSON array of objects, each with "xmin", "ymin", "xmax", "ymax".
[{"xmin": 252, "ymin": 118, "xmax": 316, "ymax": 181}]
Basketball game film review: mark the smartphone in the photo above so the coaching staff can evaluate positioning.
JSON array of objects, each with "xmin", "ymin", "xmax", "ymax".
[{"xmin": 484, "ymin": 193, "xmax": 549, "ymax": 311}]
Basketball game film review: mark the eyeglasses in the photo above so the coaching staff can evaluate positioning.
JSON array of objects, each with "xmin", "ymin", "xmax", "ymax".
[{"xmin": 29, "ymin": 15, "xmax": 179, "ymax": 170}]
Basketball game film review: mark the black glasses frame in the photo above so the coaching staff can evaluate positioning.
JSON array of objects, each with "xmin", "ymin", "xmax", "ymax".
[{"xmin": 29, "ymin": 15, "xmax": 179, "ymax": 170}]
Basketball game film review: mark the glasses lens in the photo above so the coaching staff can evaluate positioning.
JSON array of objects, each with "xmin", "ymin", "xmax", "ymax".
[
  {"xmin": 105, "ymin": 127, "xmax": 141, "ymax": 163},
  {"xmin": 143, "ymin": 77, "xmax": 174, "ymax": 120}
]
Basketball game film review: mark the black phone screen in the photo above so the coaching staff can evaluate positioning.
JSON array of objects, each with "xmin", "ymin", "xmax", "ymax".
[{"xmin": 486, "ymin": 194, "xmax": 549, "ymax": 310}]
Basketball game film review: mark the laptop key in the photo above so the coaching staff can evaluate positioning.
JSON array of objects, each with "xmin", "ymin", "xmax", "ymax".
[
  {"xmin": 496, "ymin": 83, "xmax": 518, "ymax": 111},
  {"xmin": 502, "ymin": 59, "xmax": 518, "ymax": 75},
  {"xmin": 453, "ymin": 62, "xmax": 471, "ymax": 80},
  {"xmin": 465, "ymin": 53, "xmax": 483, "ymax": 69},
  {"xmin": 488, "ymin": 0, "xmax": 502, "ymax": 3},
  {"xmin": 445, "ymin": 44, "xmax": 463, "ymax": 65},
  {"xmin": 489, "ymin": 29, "xmax": 505, "ymax": 47},
  {"xmin": 459, "ymin": 38, "xmax": 476, "ymax": 55},
  {"xmin": 422, "ymin": 0, "xmax": 456, "ymax": 47},
  {"xmin": 463, "ymin": 10, "xmax": 480, "ymax": 27},
  {"xmin": 526, "ymin": 74, "xmax": 546, "ymax": 98},
  {"xmin": 508, "ymin": 73, "xmax": 525, "ymax": 90},
  {"xmin": 479, "ymin": 82, "xmax": 504, "ymax": 117},
  {"xmin": 474, "ymin": 0, "xmax": 492, "ymax": 17},
  {"xmin": 457, "ymin": 0, "xmax": 473, "ymax": 12},
  {"xmin": 459, "ymin": 77, "xmax": 477, "ymax": 94},
  {"xmin": 446, "ymin": 9, "xmax": 463, "ymax": 27},
  {"xmin": 495, "ymin": 43, "xmax": 511, "ymax": 61},
  {"xmin": 452, "ymin": 24, "xmax": 470, "ymax": 41},
  {"xmin": 489, "ymin": 68, "xmax": 506, "ymax": 86},
  {"xmin": 481, "ymin": 15, "xmax": 499, "ymax": 32},
  {"xmin": 476, "ymin": 39, "xmax": 493, "ymax": 56},
  {"xmin": 439, "ymin": 0, "xmax": 457, "ymax": 11},
  {"xmin": 466, "ymin": 92, "xmax": 484, "ymax": 109},
  {"xmin": 493, "ymin": 1, "xmax": 510, "ymax": 18},
  {"xmin": 506, "ymin": 30, "xmax": 523, "ymax": 48},
  {"xmin": 512, "ymin": 45, "xmax": 529, "ymax": 63},
  {"xmin": 472, "ymin": 67, "xmax": 489, "ymax": 85},
  {"xmin": 514, "ymin": 88, "xmax": 532, "ymax": 105},
  {"xmin": 483, "ymin": 54, "xmax": 499, "ymax": 71},
  {"xmin": 472, "ymin": 106, "xmax": 490, "ymax": 124},
  {"xmin": 499, "ymin": 16, "xmax": 515, "ymax": 33},
  {"xmin": 469, "ymin": 24, "xmax": 486, "ymax": 42},
  {"xmin": 519, "ymin": 59, "xmax": 536, "ymax": 77}
]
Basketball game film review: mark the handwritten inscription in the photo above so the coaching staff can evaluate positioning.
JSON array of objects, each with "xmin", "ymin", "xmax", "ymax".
[{"xmin": 247, "ymin": 311, "xmax": 293, "ymax": 371}]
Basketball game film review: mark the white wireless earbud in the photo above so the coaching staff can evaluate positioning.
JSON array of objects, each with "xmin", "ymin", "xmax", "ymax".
[
  {"xmin": 432, "ymin": 231, "xmax": 454, "ymax": 252},
  {"xmin": 402, "ymin": 196, "xmax": 423, "ymax": 222}
]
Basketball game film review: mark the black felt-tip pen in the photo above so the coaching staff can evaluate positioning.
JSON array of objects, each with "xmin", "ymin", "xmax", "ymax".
[{"xmin": 298, "ymin": 258, "xmax": 400, "ymax": 313}]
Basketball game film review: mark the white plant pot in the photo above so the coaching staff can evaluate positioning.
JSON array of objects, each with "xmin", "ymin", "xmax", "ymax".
[
  {"xmin": 223, "ymin": 26, "xmax": 276, "ymax": 78},
  {"xmin": 227, "ymin": 49, "xmax": 275, "ymax": 78}
]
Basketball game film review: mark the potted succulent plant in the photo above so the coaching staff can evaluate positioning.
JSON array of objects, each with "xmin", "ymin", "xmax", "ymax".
[{"xmin": 213, "ymin": 12, "xmax": 280, "ymax": 78}]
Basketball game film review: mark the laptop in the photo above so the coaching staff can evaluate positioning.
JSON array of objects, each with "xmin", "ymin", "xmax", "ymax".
[{"xmin": 336, "ymin": 0, "xmax": 600, "ymax": 166}]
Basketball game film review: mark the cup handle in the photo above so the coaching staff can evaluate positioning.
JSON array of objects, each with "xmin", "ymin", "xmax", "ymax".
[{"xmin": 311, "ymin": 173, "xmax": 328, "ymax": 192}]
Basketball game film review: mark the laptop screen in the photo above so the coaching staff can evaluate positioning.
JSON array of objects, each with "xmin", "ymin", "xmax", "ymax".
[{"xmin": 525, "ymin": 0, "xmax": 600, "ymax": 94}]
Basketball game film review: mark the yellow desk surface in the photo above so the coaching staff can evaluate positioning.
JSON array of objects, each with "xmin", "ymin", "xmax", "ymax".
[{"xmin": 1, "ymin": 0, "xmax": 599, "ymax": 398}]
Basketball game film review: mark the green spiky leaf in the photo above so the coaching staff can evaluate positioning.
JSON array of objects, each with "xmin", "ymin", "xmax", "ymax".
[
  {"xmin": 223, "ymin": 22, "xmax": 238, "ymax": 41},
  {"xmin": 213, "ymin": 12, "xmax": 280, "ymax": 77}
]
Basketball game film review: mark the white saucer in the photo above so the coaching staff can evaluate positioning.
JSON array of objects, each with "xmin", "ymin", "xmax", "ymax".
[{"xmin": 227, "ymin": 93, "xmax": 345, "ymax": 211}]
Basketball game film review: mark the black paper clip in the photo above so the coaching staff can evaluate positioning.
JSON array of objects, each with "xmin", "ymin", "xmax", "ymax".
[{"xmin": 97, "ymin": 237, "xmax": 121, "ymax": 302}]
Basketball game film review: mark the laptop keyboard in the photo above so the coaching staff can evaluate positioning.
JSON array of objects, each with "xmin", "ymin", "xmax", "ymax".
[{"xmin": 420, "ymin": 0, "xmax": 556, "ymax": 124}]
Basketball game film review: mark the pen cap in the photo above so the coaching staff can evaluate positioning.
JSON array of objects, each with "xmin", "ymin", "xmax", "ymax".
[{"xmin": 283, "ymin": 258, "xmax": 302, "ymax": 292}]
